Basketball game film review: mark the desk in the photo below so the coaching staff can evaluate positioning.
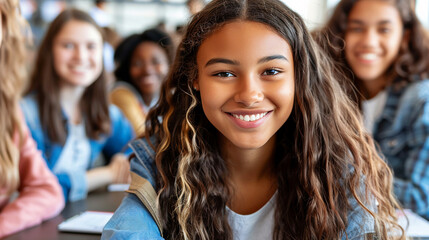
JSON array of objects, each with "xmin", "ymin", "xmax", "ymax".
[{"xmin": 4, "ymin": 191, "xmax": 127, "ymax": 240}]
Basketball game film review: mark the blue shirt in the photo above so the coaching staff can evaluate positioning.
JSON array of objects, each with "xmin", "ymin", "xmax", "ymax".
[
  {"xmin": 102, "ymin": 138, "xmax": 376, "ymax": 239},
  {"xmin": 373, "ymin": 78, "xmax": 429, "ymax": 219},
  {"xmin": 20, "ymin": 93, "xmax": 135, "ymax": 202}
]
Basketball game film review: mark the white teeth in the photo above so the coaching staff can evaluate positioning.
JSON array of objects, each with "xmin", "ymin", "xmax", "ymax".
[
  {"xmin": 360, "ymin": 53, "xmax": 377, "ymax": 61},
  {"xmin": 232, "ymin": 112, "xmax": 268, "ymax": 122},
  {"xmin": 71, "ymin": 66, "xmax": 87, "ymax": 71}
]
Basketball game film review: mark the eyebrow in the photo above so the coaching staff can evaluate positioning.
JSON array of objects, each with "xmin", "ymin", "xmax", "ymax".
[
  {"xmin": 205, "ymin": 58, "xmax": 239, "ymax": 67},
  {"xmin": 204, "ymin": 55, "xmax": 288, "ymax": 67},
  {"xmin": 348, "ymin": 19, "xmax": 393, "ymax": 25},
  {"xmin": 258, "ymin": 55, "xmax": 288, "ymax": 64}
]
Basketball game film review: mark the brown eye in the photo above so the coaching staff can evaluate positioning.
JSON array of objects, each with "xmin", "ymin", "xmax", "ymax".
[
  {"xmin": 378, "ymin": 27, "xmax": 391, "ymax": 33},
  {"xmin": 213, "ymin": 72, "xmax": 235, "ymax": 78},
  {"xmin": 63, "ymin": 43, "xmax": 74, "ymax": 49},
  {"xmin": 347, "ymin": 27, "xmax": 364, "ymax": 33},
  {"xmin": 132, "ymin": 60, "xmax": 143, "ymax": 67},
  {"xmin": 262, "ymin": 69, "xmax": 280, "ymax": 76}
]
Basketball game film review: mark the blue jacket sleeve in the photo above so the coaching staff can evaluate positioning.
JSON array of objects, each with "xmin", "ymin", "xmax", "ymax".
[
  {"xmin": 102, "ymin": 194, "xmax": 163, "ymax": 239},
  {"xmin": 102, "ymin": 105, "xmax": 135, "ymax": 161},
  {"xmin": 56, "ymin": 169, "xmax": 88, "ymax": 202},
  {"xmin": 19, "ymin": 96, "xmax": 46, "ymax": 156},
  {"xmin": 393, "ymin": 96, "xmax": 429, "ymax": 219},
  {"xmin": 56, "ymin": 173, "xmax": 71, "ymax": 201},
  {"xmin": 102, "ymin": 151, "xmax": 162, "ymax": 239}
]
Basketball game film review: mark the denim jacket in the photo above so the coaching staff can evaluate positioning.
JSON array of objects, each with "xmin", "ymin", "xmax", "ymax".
[
  {"xmin": 102, "ymin": 137, "xmax": 162, "ymax": 239},
  {"xmin": 373, "ymin": 78, "xmax": 429, "ymax": 219},
  {"xmin": 102, "ymin": 137, "xmax": 376, "ymax": 240},
  {"xmin": 20, "ymin": 93, "xmax": 135, "ymax": 202}
]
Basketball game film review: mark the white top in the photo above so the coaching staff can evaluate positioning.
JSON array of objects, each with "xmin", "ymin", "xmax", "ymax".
[
  {"xmin": 362, "ymin": 90, "xmax": 387, "ymax": 134},
  {"xmin": 227, "ymin": 192, "xmax": 277, "ymax": 240},
  {"xmin": 53, "ymin": 122, "xmax": 91, "ymax": 175}
]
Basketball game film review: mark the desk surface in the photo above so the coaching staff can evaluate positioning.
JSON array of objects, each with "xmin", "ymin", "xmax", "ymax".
[
  {"xmin": 4, "ymin": 191, "xmax": 127, "ymax": 240},
  {"xmin": 7, "ymin": 191, "xmax": 429, "ymax": 240}
]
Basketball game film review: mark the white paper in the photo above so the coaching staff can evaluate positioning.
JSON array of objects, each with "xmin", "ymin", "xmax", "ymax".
[
  {"xmin": 398, "ymin": 209, "xmax": 429, "ymax": 238},
  {"xmin": 58, "ymin": 211, "xmax": 114, "ymax": 234},
  {"xmin": 107, "ymin": 183, "xmax": 130, "ymax": 192}
]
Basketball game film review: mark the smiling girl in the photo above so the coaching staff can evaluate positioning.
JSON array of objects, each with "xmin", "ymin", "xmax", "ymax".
[
  {"xmin": 316, "ymin": 0, "xmax": 429, "ymax": 220},
  {"xmin": 103, "ymin": 0, "xmax": 404, "ymax": 239},
  {"xmin": 20, "ymin": 9, "xmax": 134, "ymax": 202},
  {"xmin": 111, "ymin": 28, "xmax": 174, "ymax": 135}
]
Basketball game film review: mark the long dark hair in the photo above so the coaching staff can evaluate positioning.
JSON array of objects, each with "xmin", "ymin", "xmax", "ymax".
[
  {"xmin": 26, "ymin": 8, "xmax": 110, "ymax": 144},
  {"xmin": 314, "ymin": 0, "xmax": 429, "ymax": 104},
  {"xmin": 145, "ymin": 0, "xmax": 404, "ymax": 239}
]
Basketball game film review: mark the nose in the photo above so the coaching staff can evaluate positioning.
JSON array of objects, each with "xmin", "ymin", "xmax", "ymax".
[
  {"xmin": 74, "ymin": 45, "xmax": 88, "ymax": 61},
  {"xmin": 233, "ymin": 74, "xmax": 264, "ymax": 107},
  {"xmin": 141, "ymin": 61, "xmax": 156, "ymax": 75},
  {"xmin": 361, "ymin": 29, "xmax": 379, "ymax": 48}
]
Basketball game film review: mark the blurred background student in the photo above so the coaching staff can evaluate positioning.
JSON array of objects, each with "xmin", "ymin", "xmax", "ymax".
[
  {"xmin": 89, "ymin": 0, "xmax": 110, "ymax": 28},
  {"xmin": 20, "ymin": 9, "xmax": 134, "ymax": 203},
  {"xmin": 315, "ymin": 0, "xmax": 429, "ymax": 219},
  {"xmin": 186, "ymin": 0, "xmax": 205, "ymax": 16},
  {"xmin": 111, "ymin": 28, "xmax": 174, "ymax": 135},
  {"xmin": 0, "ymin": 0, "xmax": 63, "ymax": 237}
]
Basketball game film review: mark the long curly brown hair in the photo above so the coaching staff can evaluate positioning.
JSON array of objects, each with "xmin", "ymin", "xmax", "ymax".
[
  {"xmin": 314, "ymin": 0, "xmax": 429, "ymax": 105},
  {"xmin": 145, "ymin": 0, "xmax": 405, "ymax": 239},
  {"xmin": 0, "ymin": 0, "xmax": 28, "ymax": 195}
]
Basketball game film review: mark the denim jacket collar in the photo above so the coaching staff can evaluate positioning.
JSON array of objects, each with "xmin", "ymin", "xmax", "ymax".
[{"xmin": 129, "ymin": 136, "xmax": 158, "ymax": 189}]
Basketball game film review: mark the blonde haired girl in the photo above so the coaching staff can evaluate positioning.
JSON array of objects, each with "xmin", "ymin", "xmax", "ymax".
[{"xmin": 0, "ymin": 0, "xmax": 64, "ymax": 237}]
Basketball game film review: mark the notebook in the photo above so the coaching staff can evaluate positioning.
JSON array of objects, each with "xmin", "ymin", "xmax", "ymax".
[
  {"xmin": 58, "ymin": 211, "xmax": 114, "ymax": 234},
  {"xmin": 398, "ymin": 209, "xmax": 429, "ymax": 238}
]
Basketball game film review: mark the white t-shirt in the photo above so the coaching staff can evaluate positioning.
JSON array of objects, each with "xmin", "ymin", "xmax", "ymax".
[
  {"xmin": 53, "ymin": 122, "xmax": 91, "ymax": 174},
  {"xmin": 362, "ymin": 90, "xmax": 387, "ymax": 134},
  {"xmin": 227, "ymin": 192, "xmax": 277, "ymax": 240}
]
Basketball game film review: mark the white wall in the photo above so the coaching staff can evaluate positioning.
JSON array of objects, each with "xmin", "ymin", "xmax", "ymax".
[
  {"xmin": 70, "ymin": 1, "xmax": 189, "ymax": 36},
  {"xmin": 25, "ymin": 0, "xmax": 429, "ymax": 38},
  {"xmin": 70, "ymin": 0, "xmax": 329, "ymax": 36},
  {"xmin": 282, "ymin": 0, "xmax": 328, "ymax": 30}
]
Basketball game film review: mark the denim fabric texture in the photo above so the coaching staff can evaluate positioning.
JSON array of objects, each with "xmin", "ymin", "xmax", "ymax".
[
  {"xmin": 102, "ymin": 137, "xmax": 376, "ymax": 239},
  {"xmin": 373, "ymin": 78, "xmax": 429, "ymax": 219},
  {"xmin": 20, "ymin": 93, "xmax": 135, "ymax": 202},
  {"xmin": 102, "ymin": 137, "xmax": 162, "ymax": 239}
]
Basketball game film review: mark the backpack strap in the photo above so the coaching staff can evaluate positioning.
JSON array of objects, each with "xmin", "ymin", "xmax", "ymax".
[{"xmin": 126, "ymin": 172, "xmax": 163, "ymax": 237}]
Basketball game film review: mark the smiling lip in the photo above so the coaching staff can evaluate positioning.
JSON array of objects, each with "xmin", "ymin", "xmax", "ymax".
[
  {"xmin": 356, "ymin": 52, "xmax": 378, "ymax": 64},
  {"xmin": 69, "ymin": 65, "xmax": 89, "ymax": 75},
  {"xmin": 226, "ymin": 111, "xmax": 272, "ymax": 129},
  {"xmin": 139, "ymin": 76, "xmax": 158, "ymax": 85}
]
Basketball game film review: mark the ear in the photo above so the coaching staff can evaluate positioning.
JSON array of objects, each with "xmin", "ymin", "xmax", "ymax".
[{"xmin": 193, "ymin": 80, "xmax": 199, "ymax": 91}]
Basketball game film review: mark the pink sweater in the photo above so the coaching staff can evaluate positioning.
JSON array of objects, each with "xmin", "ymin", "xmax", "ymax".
[{"xmin": 0, "ymin": 111, "xmax": 65, "ymax": 238}]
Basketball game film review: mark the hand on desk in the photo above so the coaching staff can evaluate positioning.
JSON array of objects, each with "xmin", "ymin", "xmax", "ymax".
[
  {"xmin": 108, "ymin": 153, "xmax": 131, "ymax": 184},
  {"xmin": 86, "ymin": 153, "xmax": 131, "ymax": 191}
]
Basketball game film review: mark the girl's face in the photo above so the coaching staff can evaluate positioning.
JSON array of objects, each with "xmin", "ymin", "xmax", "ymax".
[
  {"xmin": 196, "ymin": 21, "xmax": 295, "ymax": 150},
  {"xmin": 345, "ymin": 0, "xmax": 405, "ymax": 83},
  {"xmin": 129, "ymin": 42, "xmax": 169, "ymax": 97},
  {"xmin": 53, "ymin": 20, "xmax": 103, "ymax": 87}
]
